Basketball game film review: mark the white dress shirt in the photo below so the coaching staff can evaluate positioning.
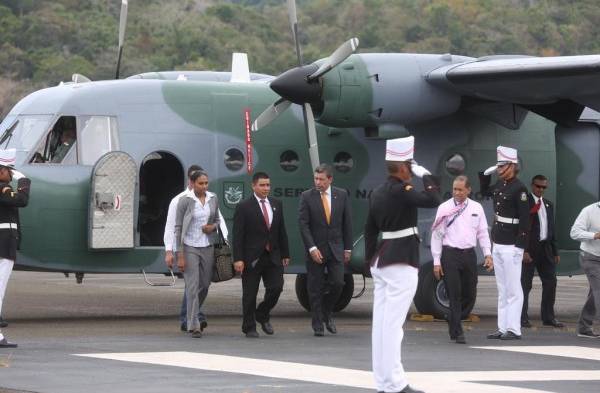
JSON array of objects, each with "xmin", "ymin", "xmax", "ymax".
[
  {"xmin": 570, "ymin": 202, "xmax": 600, "ymax": 257},
  {"xmin": 532, "ymin": 194, "xmax": 548, "ymax": 241},
  {"xmin": 254, "ymin": 194, "xmax": 273, "ymax": 226},
  {"xmin": 164, "ymin": 188, "xmax": 228, "ymax": 251},
  {"xmin": 183, "ymin": 190, "xmax": 215, "ymax": 247}
]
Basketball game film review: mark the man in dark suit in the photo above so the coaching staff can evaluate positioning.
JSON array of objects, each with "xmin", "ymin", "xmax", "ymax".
[
  {"xmin": 233, "ymin": 172, "xmax": 290, "ymax": 338},
  {"xmin": 521, "ymin": 174, "xmax": 564, "ymax": 328},
  {"xmin": 298, "ymin": 164, "xmax": 352, "ymax": 336}
]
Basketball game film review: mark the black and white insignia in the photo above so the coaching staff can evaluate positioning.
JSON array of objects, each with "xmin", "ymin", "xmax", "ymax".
[{"xmin": 520, "ymin": 192, "xmax": 527, "ymax": 201}]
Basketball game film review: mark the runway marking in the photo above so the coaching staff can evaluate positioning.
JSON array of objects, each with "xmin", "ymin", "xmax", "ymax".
[
  {"xmin": 75, "ymin": 351, "xmax": 600, "ymax": 392},
  {"xmin": 473, "ymin": 346, "xmax": 600, "ymax": 362}
]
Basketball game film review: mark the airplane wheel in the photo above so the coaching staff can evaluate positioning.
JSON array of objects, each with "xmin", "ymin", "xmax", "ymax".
[
  {"xmin": 295, "ymin": 273, "xmax": 355, "ymax": 312},
  {"xmin": 413, "ymin": 261, "xmax": 475, "ymax": 320}
]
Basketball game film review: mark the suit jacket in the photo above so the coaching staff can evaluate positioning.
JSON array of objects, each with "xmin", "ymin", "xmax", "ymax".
[
  {"xmin": 233, "ymin": 195, "xmax": 290, "ymax": 267},
  {"xmin": 173, "ymin": 191, "xmax": 220, "ymax": 252},
  {"xmin": 526, "ymin": 194, "xmax": 558, "ymax": 257},
  {"xmin": 365, "ymin": 175, "xmax": 441, "ymax": 268},
  {"xmin": 0, "ymin": 178, "xmax": 31, "ymax": 261},
  {"xmin": 298, "ymin": 186, "xmax": 353, "ymax": 262}
]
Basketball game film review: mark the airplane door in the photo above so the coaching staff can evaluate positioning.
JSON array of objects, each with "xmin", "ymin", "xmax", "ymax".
[{"xmin": 88, "ymin": 151, "xmax": 137, "ymax": 249}]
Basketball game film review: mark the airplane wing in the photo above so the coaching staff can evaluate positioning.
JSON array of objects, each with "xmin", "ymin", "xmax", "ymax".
[{"xmin": 427, "ymin": 55, "xmax": 600, "ymax": 125}]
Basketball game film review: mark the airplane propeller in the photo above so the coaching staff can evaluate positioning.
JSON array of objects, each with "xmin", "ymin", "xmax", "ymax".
[
  {"xmin": 115, "ymin": 0, "xmax": 128, "ymax": 79},
  {"xmin": 251, "ymin": 0, "xmax": 359, "ymax": 170}
]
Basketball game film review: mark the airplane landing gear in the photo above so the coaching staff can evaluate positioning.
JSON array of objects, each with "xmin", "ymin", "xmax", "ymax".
[{"xmin": 295, "ymin": 273, "xmax": 355, "ymax": 312}]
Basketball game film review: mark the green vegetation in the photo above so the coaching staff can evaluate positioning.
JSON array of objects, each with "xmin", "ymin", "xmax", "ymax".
[{"xmin": 1, "ymin": 0, "xmax": 600, "ymax": 116}]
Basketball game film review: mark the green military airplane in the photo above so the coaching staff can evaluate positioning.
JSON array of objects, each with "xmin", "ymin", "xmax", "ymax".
[{"xmin": 0, "ymin": 0, "xmax": 598, "ymax": 319}]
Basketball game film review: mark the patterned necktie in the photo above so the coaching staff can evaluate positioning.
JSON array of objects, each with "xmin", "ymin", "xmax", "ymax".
[
  {"xmin": 321, "ymin": 192, "xmax": 331, "ymax": 225},
  {"xmin": 530, "ymin": 199, "xmax": 542, "ymax": 214},
  {"xmin": 260, "ymin": 199, "xmax": 271, "ymax": 251},
  {"xmin": 260, "ymin": 199, "xmax": 270, "ymax": 229}
]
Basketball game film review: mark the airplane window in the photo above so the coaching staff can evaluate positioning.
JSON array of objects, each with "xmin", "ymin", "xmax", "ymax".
[
  {"xmin": 333, "ymin": 152, "xmax": 353, "ymax": 173},
  {"xmin": 29, "ymin": 115, "xmax": 77, "ymax": 164},
  {"xmin": 0, "ymin": 115, "xmax": 52, "ymax": 152},
  {"xmin": 445, "ymin": 153, "xmax": 466, "ymax": 175},
  {"xmin": 224, "ymin": 148, "xmax": 244, "ymax": 171},
  {"xmin": 280, "ymin": 150, "xmax": 299, "ymax": 172},
  {"xmin": 79, "ymin": 116, "xmax": 120, "ymax": 165}
]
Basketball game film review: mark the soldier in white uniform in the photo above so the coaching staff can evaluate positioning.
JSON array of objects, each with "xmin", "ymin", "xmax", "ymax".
[
  {"xmin": 479, "ymin": 146, "xmax": 530, "ymax": 340},
  {"xmin": 365, "ymin": 136, "xmax": 441, "ymax": 393},
  {"xmin": 0, "ymin": 149, "xmax": 30, "ymax": 348}
]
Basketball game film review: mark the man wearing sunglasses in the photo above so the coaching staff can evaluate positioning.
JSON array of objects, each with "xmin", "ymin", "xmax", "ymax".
[
  {"xmin": 479, "ymin": 146, "xmax": 530, "ymax": 340},
  {"xmin": 520, "ymin": 175, "xmax": 563, "ymax": 329}
]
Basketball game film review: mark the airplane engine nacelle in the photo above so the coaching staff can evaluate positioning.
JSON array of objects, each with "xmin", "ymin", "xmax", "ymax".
[{"xmin": 315, "ymin": 53, "xmax": 473, "ymax": 129}]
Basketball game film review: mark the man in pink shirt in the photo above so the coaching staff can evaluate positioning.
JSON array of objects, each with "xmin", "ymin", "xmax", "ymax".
[{"xmin": 431, "ymin": 175, "xmax": 493, "ymax": 344}]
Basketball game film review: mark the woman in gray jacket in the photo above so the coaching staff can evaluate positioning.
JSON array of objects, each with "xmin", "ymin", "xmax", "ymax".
[{"xmin": 174, "ymin": 170, "xmax": 220, "ymax": 338}]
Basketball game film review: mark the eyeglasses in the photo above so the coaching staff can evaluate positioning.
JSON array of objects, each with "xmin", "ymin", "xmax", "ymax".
[{"xmin": 533, "ymin": 184, "xmax": 547, "ymax": 189}]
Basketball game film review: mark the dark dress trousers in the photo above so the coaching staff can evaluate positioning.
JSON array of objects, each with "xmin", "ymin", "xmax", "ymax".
[
  {"xmin": 233, "ymin": 196, "xmax": 289, "ymax": 333},
  {"xmin": 365, "ymin": 175, "xmax": 441, "ymax": 268},
  {"xmin": 298, "ymin": 186, "xmax": 353, "ymax": 330},
  {"xmin": 521, "ymin": 194, "xmax": 559, "ymax": 324}
]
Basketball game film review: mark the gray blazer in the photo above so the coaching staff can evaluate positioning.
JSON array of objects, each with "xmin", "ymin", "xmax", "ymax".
[{"xmin": 173, "ymin": 192, "xmax": 220, "ymax": 252}]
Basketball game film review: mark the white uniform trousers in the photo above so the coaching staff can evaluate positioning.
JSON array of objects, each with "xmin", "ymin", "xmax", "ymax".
[
  {"xmin": 492, "ymin": 243, "xmax": 524, "ymax": 336},
  {"xmin": 371, "ymin": 261, "xmax": 418, "ymax": 393},
  {"xmin": 0, "ymin": 258, "xmax": 15, "ymax": 341}
]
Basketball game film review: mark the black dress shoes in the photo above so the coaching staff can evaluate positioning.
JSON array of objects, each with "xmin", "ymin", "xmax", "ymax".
[
  {"xmin": 521, "ymin": 320, "xmax": 532, "ymax": 328},
  {"xmin": 180, "ymin": 323, "xmax": 187, "ymax": 332},
  {"xmin": 314, "ymin": 329, "xmax": 324, "ymax": 337},
  {"xmin": 200, "ymin": 321, "xmax": 208, "ymax": 331},
  {"xmin": 0, "ymin": 317, "xmax": 7, "ymax": 328},
  {"xmin": 0, "ymin": 338, "xmax": 17, "ymax": 348},
  {"xmin": 500, "ymin": 331, "xmax": 522, "ymax": 340},
  {"xmin": 325, "ymin": 318, "xmax": 337, "ymax": 334},
  {"xmin": 487, "ymin": 330, "xmax": 503, "ymax": 339},
  {"xmin": 191, "ymin": 329, "xmax": 202, "ymax": 338},
  {"xmin": 543, "ymin": 319, "xmax": 564, "ymax": 328},
  {"xmin": 455, "ymin": 335, "xmax": 466, "ymax": 344},
  {"xmin": 399, "ymin": 385, "xmax": 425, "ymax": 393},
  {"xmin": 259, "ymin": 321, "xmax": 274, "ymax": 335},
  {"xmin": 245, "ymin": 330, "xmax": 259, "ymax": 338}
]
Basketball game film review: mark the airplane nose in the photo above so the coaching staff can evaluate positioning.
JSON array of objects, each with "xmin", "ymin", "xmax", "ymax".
[{"xmin": 270, "ymin": 64, "xmax": 321, "ymax": 105}]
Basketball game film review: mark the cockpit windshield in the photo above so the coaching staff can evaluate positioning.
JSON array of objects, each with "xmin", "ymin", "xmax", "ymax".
[{"xmin": 0, "ymin": 115, "xmax": 52, "ymax": 151}]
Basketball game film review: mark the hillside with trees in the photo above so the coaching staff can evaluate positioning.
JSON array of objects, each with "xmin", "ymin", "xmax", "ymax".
[{"xmin": 2, "ymin": 0, "xmax": 600, "ymax": 116}]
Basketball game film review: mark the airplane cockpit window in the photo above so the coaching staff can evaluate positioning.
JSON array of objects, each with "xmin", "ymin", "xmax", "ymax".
[
  {"xmin": 0, "ymin": 114, "xmax": 52, "ymax": 152},
  {"xmin": 79, "ymin": 116, "xmax": 119, "ymax": 165},
  {"xmin": 333, "ymin": 152, "xmax": 353, "ymax": 173},
  {"xmin": 29, "ymin": 116, "xmax": 77, "ymax": 164},
  {"xmin": 280, "ymin": 150, "xmax": 299, "ymax": 172},
  {"xmin": 224, "ymin": 148, "xmax": 244, "ymax": 171}
]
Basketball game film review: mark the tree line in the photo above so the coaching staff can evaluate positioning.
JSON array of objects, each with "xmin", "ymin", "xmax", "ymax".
[{"xmin": 2, "ymin": 0, "xmax": 600, "ymax": 116}]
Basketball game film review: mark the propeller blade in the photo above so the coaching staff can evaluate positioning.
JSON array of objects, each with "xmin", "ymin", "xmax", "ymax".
[
  {"xmin": 302, "ymin": 103, "xmax": 320, "ymax": 170},
  {"xmin": 308, "ymin": 37, "xmax": 359, "ymax": 80},
  {"xmin": 287, "ymin": 0, "xmax": 303, "ymax": 66},
  {"xmin": 115, "ymin": 0, "xmax": 129, "ymax": 79},
  {"xmin": 251, "ymin": 98, "xmax": 292, "ymax": 132}
]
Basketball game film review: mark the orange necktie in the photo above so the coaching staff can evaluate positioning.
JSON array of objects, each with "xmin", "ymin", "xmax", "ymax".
[{"xmin": 321, "ymin": 192, "xmax": 331, "ymax": 225}]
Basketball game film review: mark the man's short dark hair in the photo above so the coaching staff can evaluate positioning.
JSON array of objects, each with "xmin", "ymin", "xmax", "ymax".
[
  {"xmin": 532, "ymin": 174, "xmax": 547, "ymax": 183},
  {"xmin": 252, "ymin": 171, "xmax": 270, "ymax": 184},
  {"xmin": 190, "ymin": 170, "xmax": 208, "ymax": 182},
  {"xmin": 454, "ymin": 175, "xmax": 471, "ymax": 188},
  {"xmin": 187, "ymin": 165, "xmax": 203, "ymax": 179},
  {"xmin": 314, "ymin": 164, "xmax": 333, "ymax": 178}
]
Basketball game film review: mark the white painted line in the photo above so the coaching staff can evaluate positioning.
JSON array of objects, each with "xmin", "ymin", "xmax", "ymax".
[
  {"xmin": 75, "ymin": 351, "xmax": 600, "ymax": 393},
  {"xmin": 472, "ymin": 346, "xmax": 600, "ymax": 362}
]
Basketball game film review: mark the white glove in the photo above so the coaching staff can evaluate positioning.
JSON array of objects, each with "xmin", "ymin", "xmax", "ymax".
[
  {"xmin": 11, "ymin": 169, "xmax": 26, "ymax": 180},
  {"xmin": 410, "ymin": 161, "xmax": 431, "ymax": 178},
  {"xmin": 483, "ymin": 165, "xmax": 497, "ymax": 176}
]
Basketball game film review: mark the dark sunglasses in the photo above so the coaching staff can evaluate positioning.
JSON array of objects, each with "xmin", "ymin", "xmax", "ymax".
[{"xmin": 533, "ymin": 184, "xmax": 547, "ymax": 189}]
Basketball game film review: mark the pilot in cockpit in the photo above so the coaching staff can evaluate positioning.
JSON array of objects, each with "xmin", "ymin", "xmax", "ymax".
[{"xmin": 50, "ymin": 127, "xmax": 76, "ymax": 163}]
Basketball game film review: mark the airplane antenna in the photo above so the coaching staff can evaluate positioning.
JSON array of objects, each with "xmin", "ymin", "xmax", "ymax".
[{"xmin": 115, "ymin": 0, "xmax": 128, "ymax": 79}]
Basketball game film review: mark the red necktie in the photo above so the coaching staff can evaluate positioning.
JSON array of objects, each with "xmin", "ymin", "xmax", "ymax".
[
  {"xmin": 530, "ymin": 199, "xmax": 541, "ymax": 214},
  {"xmin": 260, "ymin": 199, "xmax": 271, "ymax": 251}
]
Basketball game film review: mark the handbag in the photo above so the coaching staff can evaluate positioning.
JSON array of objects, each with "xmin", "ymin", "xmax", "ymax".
[{"xmin": 212, "ymin": 227, "xmax": 234, "ymax": 282}]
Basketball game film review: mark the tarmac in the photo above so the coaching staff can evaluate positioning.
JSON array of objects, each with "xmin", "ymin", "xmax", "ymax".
[{"xmin": 0, "ymin": 271, "xmax": 599, "ymax": 393}]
